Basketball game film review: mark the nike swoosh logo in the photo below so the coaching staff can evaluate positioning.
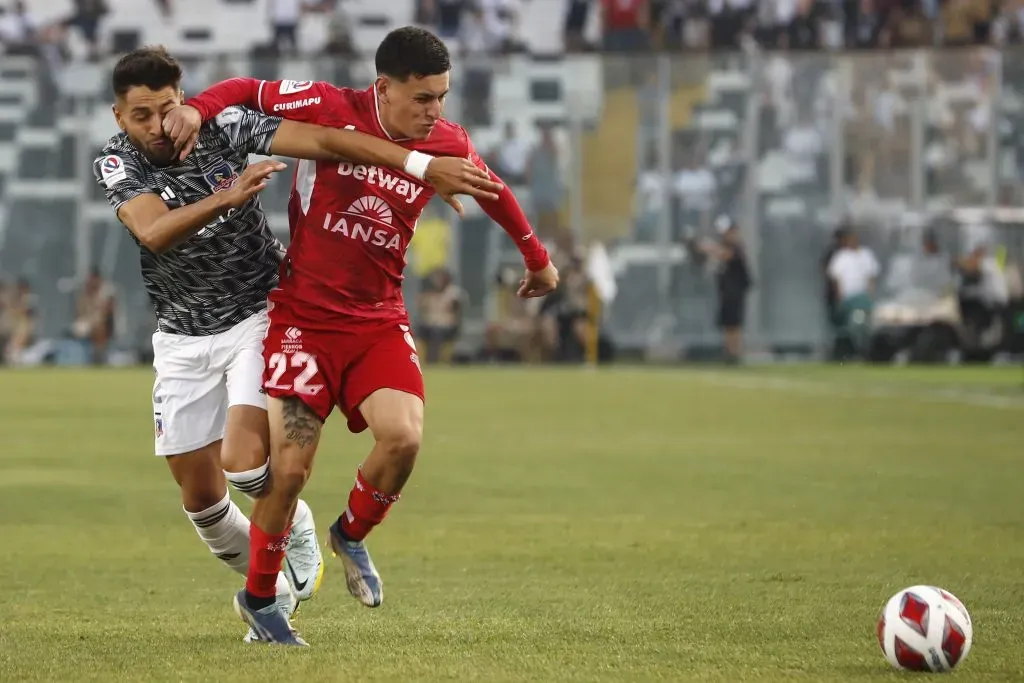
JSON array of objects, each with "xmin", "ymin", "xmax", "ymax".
[{"xmin": 286, "ymin": 561, "xmax": 308, "ymax": 592}]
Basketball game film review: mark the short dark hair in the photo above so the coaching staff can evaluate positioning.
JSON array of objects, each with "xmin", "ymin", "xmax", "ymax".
[
  {"xmin": 111, "ymin": 46, "xmax": 182, "ymax": 98},
  {"xmin": 375, "ymin": 27, "xmax": 451, "ymax": 81}
]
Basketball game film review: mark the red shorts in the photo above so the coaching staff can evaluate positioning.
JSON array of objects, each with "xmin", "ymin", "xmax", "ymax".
[{"xmin": 262, "ymin": 313, "xmax": 424, "ymax": 433}]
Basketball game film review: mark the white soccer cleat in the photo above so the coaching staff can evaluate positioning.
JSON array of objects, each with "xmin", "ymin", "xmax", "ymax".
[{"xmin": 283, "ymin": 499, "xmax": 324, "ymax": 602}]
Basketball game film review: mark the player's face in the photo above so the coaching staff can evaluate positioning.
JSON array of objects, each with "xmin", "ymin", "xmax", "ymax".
[
  {"xmin": 113, "ymin": 85, "xmax": 183, "ymax": 166},
  {"xmin": 378, "ymin": 72, "xmax": 449, "ymax": 140}
]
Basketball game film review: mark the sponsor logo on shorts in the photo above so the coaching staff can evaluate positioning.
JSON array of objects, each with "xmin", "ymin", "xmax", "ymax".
[
  {"xmin": 155, "ymin": 417, "xmax": 164, "ymax": 438},
  {"xmin": 410, "ymin": 352, "xmax": 421, "ymax": 372}
]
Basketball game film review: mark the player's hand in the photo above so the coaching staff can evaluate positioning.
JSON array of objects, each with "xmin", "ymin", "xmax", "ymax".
[
  {"xmin": 224, "ymin": 160, "xmax": 287, "ymax": 209},
  {"xmin": 163, "ymin": 105, "xmax": 203, "ymax": 161},
  {"xmin": 518, "ymin": 262, "xmax": 559, "ymax": 298},
  {"xmin": 424, "ymin": 157, "xmax": 504, "ymax": 217}
]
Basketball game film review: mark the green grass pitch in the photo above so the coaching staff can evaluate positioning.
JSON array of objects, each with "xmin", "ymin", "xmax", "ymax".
[{"xmin": 0, "ymin": 365, "xmax": 1022, "ymax": 682}]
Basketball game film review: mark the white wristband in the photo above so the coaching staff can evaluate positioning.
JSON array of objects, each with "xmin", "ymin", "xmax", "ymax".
[{"xmin": 404, "ymin": 150, "xmax": 433, "ymax": 181}]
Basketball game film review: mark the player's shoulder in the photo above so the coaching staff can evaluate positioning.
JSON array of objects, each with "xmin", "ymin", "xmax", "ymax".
[
  {"xmin": 418, "ymin": 118, "xmax": 470, "ymax": 156},
  {"xmin": 94, "ymin": 133, "xmax": 143, "ymax": 186}
]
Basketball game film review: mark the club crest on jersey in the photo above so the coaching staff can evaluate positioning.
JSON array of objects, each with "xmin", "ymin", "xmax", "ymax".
[{"xmin": 204, "ymin": 161, "xmax": 238, "ymax": 192}]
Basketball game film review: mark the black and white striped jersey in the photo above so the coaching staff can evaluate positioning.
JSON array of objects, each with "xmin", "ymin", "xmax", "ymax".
[{"xmin": 93, "ymin": 106, "xmax": 284, "ymax": 336}]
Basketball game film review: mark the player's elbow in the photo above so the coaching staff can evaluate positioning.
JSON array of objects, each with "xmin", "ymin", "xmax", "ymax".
[{"xmin": 139, "ymin": 230, "xmax": 173, "ymax": 255}]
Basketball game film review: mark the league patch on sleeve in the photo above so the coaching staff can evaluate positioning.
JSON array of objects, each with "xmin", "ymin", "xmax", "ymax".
[
  {"xmin": 279, "ymin": 80, "xmax": 313, "ymax": 95},
  {"xmin": 100, "ymin": 155, "xmax": 128, "ymax": 188},
  {"xmin": 215, "ymin": 107, "xmax": 244, "ymax": 126}
]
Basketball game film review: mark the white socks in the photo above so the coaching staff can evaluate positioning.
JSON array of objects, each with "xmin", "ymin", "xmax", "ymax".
[
  {"xmin": 184, "ymin": 490, "xmax": 293, "ymax": 600},
  {"xmin": 184, "ymin": 491, "xmax": 249, "ymax": 575},
  {"xmin": 224, "ymin": 461, "xmax": 270, "ymax": 499}
]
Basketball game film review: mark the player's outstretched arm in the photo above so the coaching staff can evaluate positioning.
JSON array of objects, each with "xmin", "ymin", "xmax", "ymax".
[
  {"xmin": 118, "ymin": 160, "xmax": 285, "ymax": 253},
  {"xmin": 461, "ymin": 132, "xmax": 559, "ymax": 297}
]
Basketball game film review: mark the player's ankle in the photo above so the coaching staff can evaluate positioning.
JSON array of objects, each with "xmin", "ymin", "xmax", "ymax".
[{"xmin": 245, "ymin": 591, "xmax": 276, "ymax": 611}]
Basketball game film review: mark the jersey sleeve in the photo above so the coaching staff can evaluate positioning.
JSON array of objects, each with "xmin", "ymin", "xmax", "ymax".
[
  {"xmin": 92, "ymin": 151, "xmax": 154, "ymax": 216},
  {"xmin": 188, "ymin": 77, "xmax": 340, "ymax": 126},
  {"xmin": 210, "ymin": 106, "xmax": 283, "ymax": 156},
  {"xmin": 256, "ymin": 79, "xmax": 341, "ymax": 124},
  {"xmin": 458, "ymin": 126, "xmax": 551, "ymax": 271}
]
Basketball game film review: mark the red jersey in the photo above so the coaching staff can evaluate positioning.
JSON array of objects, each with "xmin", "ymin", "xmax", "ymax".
[{"xmin": 188, "ymin": 78, "xmax": 549, "ymax": 328}]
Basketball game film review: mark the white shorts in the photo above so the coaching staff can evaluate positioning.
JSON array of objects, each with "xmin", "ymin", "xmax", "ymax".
[{"xmin": 151, "ymin": 311, "xmax": 268, "ymax": 456}]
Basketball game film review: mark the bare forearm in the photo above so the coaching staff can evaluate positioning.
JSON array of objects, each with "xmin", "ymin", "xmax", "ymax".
[
  {"xmin": 271, "ymin": 122, "xmax": 411, "ymax": 168},
  {"xmin": 130, "ymin": 193, "xmax": 233, "ymax": 253}
]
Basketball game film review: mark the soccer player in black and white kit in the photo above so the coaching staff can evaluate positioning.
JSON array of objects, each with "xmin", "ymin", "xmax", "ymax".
[{"xmin": 93, "ymin": 47, "xmax": 500, "ymax": 641}]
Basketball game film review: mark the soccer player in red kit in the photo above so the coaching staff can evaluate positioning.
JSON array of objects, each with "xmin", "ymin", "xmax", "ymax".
[{"xmin": 172, "ymin": 27, "xmax": 559, "ymax": 645}]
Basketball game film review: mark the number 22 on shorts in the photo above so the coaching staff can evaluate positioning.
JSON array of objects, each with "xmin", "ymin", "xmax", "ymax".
[{"xmin": 266, "ymin": 351, "xmax": 325, "ymax": 395}]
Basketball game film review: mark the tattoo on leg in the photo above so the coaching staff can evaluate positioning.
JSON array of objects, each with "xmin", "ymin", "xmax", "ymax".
[{"xmin": 281, "ymin": 398, "xmax": 320, "ymax": 449}]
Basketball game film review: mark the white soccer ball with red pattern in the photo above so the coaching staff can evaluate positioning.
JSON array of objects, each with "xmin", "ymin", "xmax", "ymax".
[{"xmin": 876, "ymin": 585, "xmax": 973, "ymax": 673}]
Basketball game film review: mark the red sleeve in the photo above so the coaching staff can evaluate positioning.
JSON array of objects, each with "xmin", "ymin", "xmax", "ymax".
[
  {"xmin": 187, "ymin": 78, "xmax": 337, "ymax": 125},
  {"xmin": 463, "ymin": 129, "xmax": 550, "ymax": 272}
]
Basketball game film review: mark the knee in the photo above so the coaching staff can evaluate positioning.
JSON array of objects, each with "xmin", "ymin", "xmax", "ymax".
[
  {"xmin": 375, "ymin": 421, "xmax": 422, "ymax": 467},
  {"xmin": 271, "ymin": 460, "xmax": 311, "ymax": 499}
]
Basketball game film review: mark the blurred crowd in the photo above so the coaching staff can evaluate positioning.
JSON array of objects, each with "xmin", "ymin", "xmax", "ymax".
[
  {"xmin": 0, "ymin": 270, "xmax": 116, "ymax": 366},
  {"xmin": 3, "ymin": 1, "xmax": 1022, "ymax": 63}
]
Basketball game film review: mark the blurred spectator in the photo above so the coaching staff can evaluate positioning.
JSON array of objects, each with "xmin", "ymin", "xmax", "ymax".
[
  {"xmin": 672, "ymin": 151, "xmax": 717, "ymax": 233},
  {"xmin": 482, "ymin": 266, "xmax": 544, "ymax": 362},
  {"xmin": 881, "ymin": 0, "xmax": 932, "ymax": 48},
  {"xmin": 601, "ymin": 0, "xmax": 652, "ymax": 51},
  {"xmin": 709, "ymin": 0, "xmax": 753, "ymax": 49},
  {"xmin": 633, "ymin": 146, "xmax": 670, "ymax": 243},
  {"xmin": 71, "ymin": 268, "xmax": 116, "ymax": 365},
  {"xmin": 66, "ymin": 0, "xmax": 107, "ymax": 61},
  {"xmin": 787, "ymin": 0, "xmax": 822, "ymax": 49},
  {"xmin": 527, "ymin": 124, "xmax": 564, "ymax": 239},
  {"xmin": 956, "ymin": 239, "xmax": 1009, "ymax": 336},
  {"xmin": 1, "ymin": 279, "xmax": 37, "ymax": 365},
  {"xmin": 0, "ymin": 1, "xmax": 38, "ymax": 56},
  {"xmin": 827, "ymin": 228, "xmax": 880, "ymax": 308},
  {"xmin": 908, "ymin": 229, "xmax": 954, "ymax": 296},
  {"xmin": 461, "ymin": 2, "xmax": 501, "ymax": 55},
  {"xmin": 942, "ymin": 0, "xmax": 992, "ymax": 47},
  {"xmin": 538, "ymin": 252, "xmax": 592, "ymax": 363},
  {"xmin": 268, "ymin": 0, "xmax": 315, "ymax": 56},
  {"xmin": 409, "ymin": 201, "xmax": 453, "ymax": 280},
  {"xmin": 564, "ymin": 0, "xmax": 593, "ymax": 51},
  {"xmin": 847, "ymin": 0, "xmax": 884, "ymax": 48},
  {"xmin": 416, "ymin": 269, "xmax": 464, "ymax": 364},
  {"xmin": 822, "ymin": 227, "xmax": 845, "ymax": 326},
  {"xmin": 417, "ymin": 0, "xmax": 465, "ymax": 39},
  {"xmin": 153, "ymin": 0, "xmax": 172, "ymax": 19},
  {"xmin": 490, "ymin": 121, "xmax": 530, "ymax": 185},
  {"xmin": 687, "ymin": 215, "xmax": 753, "ymax": 363}
]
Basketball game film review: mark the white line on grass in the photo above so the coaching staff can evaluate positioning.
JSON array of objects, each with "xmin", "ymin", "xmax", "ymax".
[{"xmin": 695, "ymin": 372, "xmax": 1024, "ymax": 410}]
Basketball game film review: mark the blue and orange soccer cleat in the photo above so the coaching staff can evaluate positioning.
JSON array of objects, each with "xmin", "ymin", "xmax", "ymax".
[{"xmin": 328, "ymin": 519, "xmax": 383, "ymax": 608}]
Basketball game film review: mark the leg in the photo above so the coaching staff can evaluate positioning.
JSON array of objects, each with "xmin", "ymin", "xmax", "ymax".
[
  {"xmin": 329, "ymin": 323, "xmax": 427, "ymax": 608},
  {"xmin": 151, "ymin": 333, "xmax": 297, "ymax": 643},
  {"xmin": 222, "ymin": 313, "xmax": 324, "ymax": 602},
  {"xmin": 357, "ymin": 388, "xmax": 424, "ymax": 495},
  {"xmin": 234, "ymin": 395, "xmax": 320, "ymax": 646}
]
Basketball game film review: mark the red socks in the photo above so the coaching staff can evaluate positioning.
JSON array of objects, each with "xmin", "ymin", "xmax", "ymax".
[
  {"xmin": 339, "ymin": 469, "xmax": 401, "ymax": 542},
  {"xmin": 245, "ymin": 522, "xmax": 290, "ymax": 600}
]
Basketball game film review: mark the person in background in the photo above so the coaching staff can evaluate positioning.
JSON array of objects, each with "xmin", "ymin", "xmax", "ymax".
[
  {"xmin": 827, "ymin": 227, "xmax": 880, "ymax": 305},
  {"xmin": 71, "ymin": 267, "xmax": 116, "ymax": 365},
  {"xmin": 689, "ymin": 215, "xmax": 752, "ymax": 364},
  {"xmin": 416, "ymin": 269, "xmax": 464, "ymax": 364},
  {"xmin": 2, "ymin": 278, "xmax": 37, "ymax": 365},
  {"xmin": 527, "ymin": 123, "xmax": 564, "ymax": 239}
]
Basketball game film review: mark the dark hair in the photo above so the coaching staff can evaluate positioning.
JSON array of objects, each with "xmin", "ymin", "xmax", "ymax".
[
  {"xmin": 375, "ymin": 27, "xmax": 451, "ymax": 81},
  {"xmin": 111, "ymin": 46, "xmax": 182, "ymax": 98}
]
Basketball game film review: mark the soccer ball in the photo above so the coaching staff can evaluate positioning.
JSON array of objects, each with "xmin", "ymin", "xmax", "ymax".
[{"xmin": 876, "ymin": 585, "xmax": 973, "ymax": 673}]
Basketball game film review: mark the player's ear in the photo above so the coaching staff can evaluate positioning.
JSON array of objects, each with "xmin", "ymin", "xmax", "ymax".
[
  {"xmin": 111, "ymin": 103, "xmax": 125, "ymax": 131},
  {"xmin": 375, "ymin": 76, "xmax": 389, "ymax": 103}
]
